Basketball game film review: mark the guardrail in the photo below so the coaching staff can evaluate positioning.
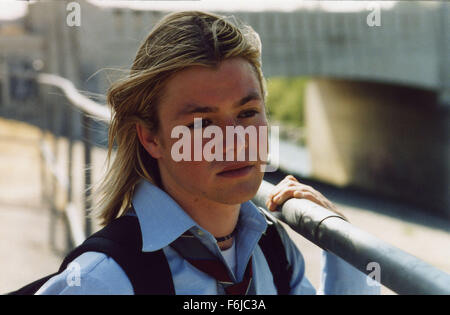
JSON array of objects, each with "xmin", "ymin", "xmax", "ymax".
[
  {"xmin": 35, "ymin": 73, "xmax": 450, "ymax": 294},
  {"xmin": 253, "ymin": 181, "xmax": 450, "ymax": 295},
  {"xmin": 37, "ymin": 73, "xmax": 110, "ymax": 249}
]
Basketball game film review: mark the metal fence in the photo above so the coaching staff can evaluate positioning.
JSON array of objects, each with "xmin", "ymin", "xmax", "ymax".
[
  {"xmin": 37, "ymin": 73, "xmax": 110, "ymax": 249},
  {"xmin": 35, "ymin": 73, "xmax": 450, "ymax": 294}
]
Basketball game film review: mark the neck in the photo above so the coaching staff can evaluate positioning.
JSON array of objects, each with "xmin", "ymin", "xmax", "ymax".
[
  {"xmin": 217, "ymin": 237, "xmax": 234, "ymax": 250},
  {"xmin": 161, "ymin": 178, "xmax": 240, "ymax": 250}
]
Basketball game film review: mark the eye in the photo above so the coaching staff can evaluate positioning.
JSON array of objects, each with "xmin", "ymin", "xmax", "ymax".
[
  {"xmin": 238, "ymin": 109, "xmax": 259, "ymax": 119},
  {"xmin": 187, "ymin": 118, "xmax": 212, "ymax": 129}
]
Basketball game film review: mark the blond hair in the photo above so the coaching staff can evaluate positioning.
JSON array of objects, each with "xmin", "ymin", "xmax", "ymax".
[{"xmin": 92, "ymin": 11, "xmax": 266, "ymax": 226}]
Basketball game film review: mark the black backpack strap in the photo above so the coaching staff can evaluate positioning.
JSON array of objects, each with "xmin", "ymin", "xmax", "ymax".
[
  {"xmin": 257, "ymin": 207, "xmax": 293, "ymax": 295},
  {"xmin": 9, "ymin": 207, "xmax": 290, "ymax": 295},
  {"xmin": 59, "ymin": 215, "xmax": 175, "ymax": 295}
]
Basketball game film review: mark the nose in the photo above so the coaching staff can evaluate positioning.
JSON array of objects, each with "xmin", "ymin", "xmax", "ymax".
[{"xmin": 221, "ymin": 120, "xmax": 248, "ymax": 161}]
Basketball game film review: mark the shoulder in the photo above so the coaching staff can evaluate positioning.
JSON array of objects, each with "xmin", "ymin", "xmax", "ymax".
[{"xmin": 35, "ymin": 251, "xmax": 134, "ymax": 295}]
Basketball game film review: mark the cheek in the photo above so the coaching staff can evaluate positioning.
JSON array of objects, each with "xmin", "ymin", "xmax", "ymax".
[
  {"xmin": 168, "ymin": 161, "xmax": 216, "ymax": 191},
  {"xmin": 252, "ymin": 120, "xmax": 269, "ymax": 157},
  {"xmin": 161, "ymin": 136, "xmax": 213, "ymax": 174},
  {"xmin": 163, "ymin": 133, "xmax": 211, "ymax": 163}
]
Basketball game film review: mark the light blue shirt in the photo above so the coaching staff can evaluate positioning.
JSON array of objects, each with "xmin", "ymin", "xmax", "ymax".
[{"xmin": 36, "ymin": 180, "xmax": 380, "ymax": 295}]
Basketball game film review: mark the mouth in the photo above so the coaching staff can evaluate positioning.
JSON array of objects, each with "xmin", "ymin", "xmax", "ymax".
[{"xmin": 216, "ymin": 164, "xmax": 255, "ymax": 178}]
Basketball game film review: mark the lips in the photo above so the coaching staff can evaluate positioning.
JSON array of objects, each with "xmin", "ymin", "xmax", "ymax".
[
  {"xmin": 218, "ymin": 162, "xmax": 254, "ymax": 173},
  {"xmin": 217, "ymin": 163, "xmax": 255, "ymax": 178}
]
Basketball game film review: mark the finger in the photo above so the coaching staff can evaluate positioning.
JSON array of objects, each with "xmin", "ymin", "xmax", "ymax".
[
  {"xmin": 270, "ymin": 188, "xmax": 325, "ymax": 212},
  {"xmin": 267, "ymin": 200, "xmax": 278, "ymax": 212},
  {"xmin": 297, "ymin": 188, "xmax": 339, "ymax": 213},
  {"xmin": 270, "ymin": 186, "xmax": 316, "ymax": 210},
  {"xmin": 266, "ymin": 180, "xmax": 295, "ymax": 207},
  {"xmin": 300, "ymin": 192, "xmax": 345, "ymax": 218},
  {"xmin": 268, "ymin": 180, "xmax": 348, "ymax": 219},
  {"xmin": 285, "ymin": 175, "xmax": 298, "ymax": 182},
  {"xmin": 267, "ymin": 197, "xmax": 283, "ymax": 211},
  {"xmin": 271, "ymin": 186, "xmax": 302, "ymax": 204},
  {"xmin": 292, "ymin": 185, "xmax": 330, "ymax": 206},
  {"xmin": 271, "ymin": 182, "xmax": 316, "ymax": 203},
  {"xmin": 267, "ymin": 185, "xmax": 298, "ymax": 211},
  {"xmin": 266, "ymin": 176, "xmax": 308, "ymax": 210},
  {"xmin": 299, "ymin": 191, "xmax": 329, "ymax": 209}
]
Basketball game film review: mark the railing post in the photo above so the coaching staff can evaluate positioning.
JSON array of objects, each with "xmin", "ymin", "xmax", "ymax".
[
  {"xmin": 0, "ymin": 53, "xmax": 10, "ymax": 108},
  {"xmin": 37, "ymin": 73, "xmax": 110, "ymax": 247},
  {"xmin": 82, "ymin": 114, "xmax": 92, "ymax": 237},
  {"xmin": 65, "ymin": 103, "xmax": 74, "ymax": 250},
  {"xmin": 48, "ymin": 90, "xmax": 59, "ymax": 253},
  {"xmin": 38, "ymin": 78, "xmax": 47, "ymax": 209}
]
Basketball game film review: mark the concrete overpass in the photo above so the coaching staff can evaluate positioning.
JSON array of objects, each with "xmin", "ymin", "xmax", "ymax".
[{"xmin": 1, "ymin": 0, "xmax": 449, "ymax": 217}]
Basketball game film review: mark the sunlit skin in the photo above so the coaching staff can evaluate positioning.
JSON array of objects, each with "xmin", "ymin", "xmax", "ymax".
[{"xmin": 137, "ymin": 57, "xmax": 341, "ymax": 249}]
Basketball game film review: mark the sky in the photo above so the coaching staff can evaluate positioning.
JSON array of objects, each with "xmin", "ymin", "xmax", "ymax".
[
  {"xmin": 0, "ymin": 0, "xmax": 400, "ymax": 21},
  {"xmin": 0, "ymin": 1, "xmax": 30, "ymax": 20},
  {"xmin": 88, "ymin": 0, "xmax": 397, "ymax": 12}
]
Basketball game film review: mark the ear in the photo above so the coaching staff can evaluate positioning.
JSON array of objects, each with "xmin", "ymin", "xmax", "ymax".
[{"xmin": 136, "ymin": 123, "xmax": 163, "ymax": 159}]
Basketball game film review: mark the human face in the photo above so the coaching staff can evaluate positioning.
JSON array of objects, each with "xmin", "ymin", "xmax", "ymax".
[{"xmin": 150, "ymin": 57, "xmax": 268, "ymax": 206}]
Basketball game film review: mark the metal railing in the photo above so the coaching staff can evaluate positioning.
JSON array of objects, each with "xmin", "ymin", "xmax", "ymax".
[
  {"xmin": 34, "ymin": 73, "xmax": 450, "ymax": 294},
  {"xmin": 253, "ymin": 181, "xmax": 450, "ymax": 295},
  {"xmin": 37, "ymin": 73, "xmax": 110, "ymax": 249}
]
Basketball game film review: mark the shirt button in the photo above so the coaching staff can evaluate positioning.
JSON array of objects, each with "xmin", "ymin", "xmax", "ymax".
[{"xmin": 196, "ymin": 229, "xmax": 204, "ymax": 236}]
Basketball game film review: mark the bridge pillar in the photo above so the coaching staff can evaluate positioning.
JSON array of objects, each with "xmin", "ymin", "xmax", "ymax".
[{"xmin": 305, "ymin": 79, "xmax": 449, "ymax": 218}]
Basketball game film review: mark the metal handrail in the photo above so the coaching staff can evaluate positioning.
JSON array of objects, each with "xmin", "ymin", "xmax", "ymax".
[
  {"xmin": 36, "ymin": 73, "xmax": 110, "ymax": 247},
  {"xmin": 36, "ymin": 73, "xmax": 450, "ymax": 294},
  {"xmin": 253, "ymin": 181, "xmax": 450, "ymax": 294},
  {"xmin": 37, "ymin": 73, "xmax": 110, "ymax": 121}
]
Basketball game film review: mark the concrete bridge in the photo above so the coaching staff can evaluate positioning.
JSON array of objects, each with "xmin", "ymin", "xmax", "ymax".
[{"xmin": 1, "ymin": 0, "xmax": 449, "ymax": 217}]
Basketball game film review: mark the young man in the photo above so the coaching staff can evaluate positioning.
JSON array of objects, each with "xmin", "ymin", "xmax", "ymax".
[{"xmin": 36, "ymin": 11, "xmax": 378, "ymax": 295}]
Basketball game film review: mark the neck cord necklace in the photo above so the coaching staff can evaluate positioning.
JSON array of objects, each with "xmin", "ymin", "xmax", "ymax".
[{"xmin": 215, "ymin": 229, "xmax": 236, "ymax": 243}]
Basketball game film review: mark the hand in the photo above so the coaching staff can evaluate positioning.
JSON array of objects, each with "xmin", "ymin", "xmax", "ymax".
[{"xmin": 265, "ymin": 175, "xmax": 346, "ymax": 219}]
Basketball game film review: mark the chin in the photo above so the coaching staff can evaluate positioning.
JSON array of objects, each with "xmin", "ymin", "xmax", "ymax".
[{"xmin": 214, "ymin": 178, "xmax": 263, "ymax": 205}]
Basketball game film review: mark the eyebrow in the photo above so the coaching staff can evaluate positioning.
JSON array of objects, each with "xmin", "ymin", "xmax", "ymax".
[{"xmin": 174, "ymin": 90, "xmax": 262, "ymax": 120}]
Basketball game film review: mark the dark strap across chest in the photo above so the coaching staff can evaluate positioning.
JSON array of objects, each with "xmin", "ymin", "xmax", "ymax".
[{"xmin": 59, "ymin": 210, "xmax": 292, "ymax": 295}]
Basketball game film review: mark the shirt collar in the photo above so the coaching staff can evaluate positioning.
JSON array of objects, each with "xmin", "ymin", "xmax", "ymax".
[{"xmin": 130, "ymin": 179, "xmax": 268, "ymax": 252}]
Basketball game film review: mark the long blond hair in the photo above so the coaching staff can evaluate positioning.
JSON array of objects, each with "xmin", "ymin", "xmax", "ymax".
[{"xmin": 92, "ymin": 11, "xmax": 267, "ymax": 226}]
